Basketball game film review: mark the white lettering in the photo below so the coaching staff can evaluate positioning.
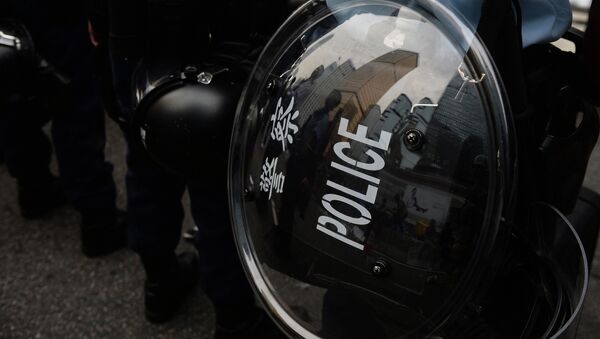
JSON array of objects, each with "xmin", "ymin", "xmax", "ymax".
[
  {"xmin": 317, "ymin": 216, "xmax": 347, "ymax": 236},
  {"xmin": 270, "ymin": 97, "xmax": 300, "ymax": 151},
  {"xmin": 316, "ymin": 225, "xmax": 365, "ymax": 250},
  {"xmin": 326, "ymin": 180, "xmax": 378, "ymax": 204},
  {"xmin": 322, "ymin": 194, "xmax": 371, "ymax": 225},
  {"xmin": 333, "ymin": 142, "xmax": 386, "ymax": 171},
  {"xmin": 331, "ymin": 161, "xmax": 380, "ymax": 185},
  {"xmin": 316, "ymin": 118, "xmax": 393, "ymax": 251},
  {"xmin": 259, "ymin": 157, "xmax": 286, "ymax": 200},
  {"xmin": 338, "ymin": 117, "xmax": 392, "ymax": 151}
]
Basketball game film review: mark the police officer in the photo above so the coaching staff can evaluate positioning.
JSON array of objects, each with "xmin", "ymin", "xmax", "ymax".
[
  {"xmin": 0, "ymin": 0, "xmax": 125, "ymax": 257},
  {"xmin": 90, "ymin": 0, "xmax": 289, "ymax": 336}
]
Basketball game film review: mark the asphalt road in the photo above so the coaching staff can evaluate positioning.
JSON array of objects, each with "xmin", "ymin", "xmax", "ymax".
[
  {"xmin": 579, "ymin": 128, "xmax": 600, "ymax": 339},
  {"xmin": 1, "ymin": 6, "xmax": 600, "ymax": 335},
  {"xmin": 0, "ymin": 120, "xmax": 216, "ymax": 339},
  {"xmin": 0, "ymin": 108, "xmax": 599, "ymax": 339}
]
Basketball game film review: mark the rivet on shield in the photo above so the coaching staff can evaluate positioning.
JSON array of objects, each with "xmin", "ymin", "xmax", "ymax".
[
  {"xmin": 404, "ymin": 129, "xmax": 425, "ymax": 151},
  {"xmin": 371, "ymin": 260, "xmax": 389, "ymax": 277},
  {"xmin": 266, "ymin": 80, "xmax": 276, "ymax": 95},
  {"xmin": 197, "ymin": 72, "xmax": 213, "ymax": 85}
]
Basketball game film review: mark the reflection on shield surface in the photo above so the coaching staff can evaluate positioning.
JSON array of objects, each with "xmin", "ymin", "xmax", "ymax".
[{"xmin": 229, "ymin": 1, "xmax": 510, "ymax": 338}]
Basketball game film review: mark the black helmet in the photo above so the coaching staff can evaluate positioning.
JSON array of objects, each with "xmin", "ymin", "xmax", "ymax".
[
  {"xmin": 133, "ymin": 60, "xmax": 246, "ymax": 182},
  {"xmin": 228, "ymin": 1, "xmax": 587, "ymax": 337}
]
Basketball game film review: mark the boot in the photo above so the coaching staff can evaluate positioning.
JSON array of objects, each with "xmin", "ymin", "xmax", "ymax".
[
  {"xmin": 142, "ymin": 251, "xmax": 199, "ymax": 323},
  {"xmin": 80, "ymin": 209, "xmax": 127, "ymax": 257}
]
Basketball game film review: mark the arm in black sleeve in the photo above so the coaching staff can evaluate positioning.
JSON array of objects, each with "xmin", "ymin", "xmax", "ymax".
[{"xmin": 585, "ymin": 0, "xmax": 600, "ymax": 104}]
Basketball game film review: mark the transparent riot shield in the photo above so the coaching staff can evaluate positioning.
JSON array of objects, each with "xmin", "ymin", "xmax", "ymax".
[
  {"xmin": 526, "ymin": 203, "xmax": 588, "ymax": 339},
  {"xmin": 229, "ymin": 0, "xmax": 514, "ymax": 337}
]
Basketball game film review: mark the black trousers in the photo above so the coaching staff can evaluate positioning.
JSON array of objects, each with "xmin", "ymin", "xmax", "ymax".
[
  {"xmin": 0, "ymin": 12, "xmax": 116, "ymax": 214},
  {"xmin": 125, "ymin": 130, "xmax": 255, "ymax": 309}
]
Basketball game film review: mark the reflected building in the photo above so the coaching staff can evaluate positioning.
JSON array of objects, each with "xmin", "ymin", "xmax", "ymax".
[{"xmin": 294, "ymin": 49, "xmax": 419, "ymax": 159}]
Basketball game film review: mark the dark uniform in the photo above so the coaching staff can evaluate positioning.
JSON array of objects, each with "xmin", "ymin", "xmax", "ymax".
[
  {"xmin": 0, "ymin": 0, "xmax": 123, "ymax": 256},
  {"xmin": 125, "ymin": 126, "xmax": 258, "ymax": 327},
  {"xmin": 93, "ymin": 0, "xmax": 289, "ymax": 334}
]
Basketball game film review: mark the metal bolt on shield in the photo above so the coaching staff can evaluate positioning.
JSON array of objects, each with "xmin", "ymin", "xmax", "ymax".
[
  {"xmin": 372, "ymin": 260, "xmax": 389, "ymax": 277},
  {"xmin": 404, "ymin": 129, "xmax": 425, "ymax": 151}
]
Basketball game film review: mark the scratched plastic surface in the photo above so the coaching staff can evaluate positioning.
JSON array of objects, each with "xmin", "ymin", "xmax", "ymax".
[{"xmin": 229, "ymin": 1, "xmax": 511, "ymax": 337}]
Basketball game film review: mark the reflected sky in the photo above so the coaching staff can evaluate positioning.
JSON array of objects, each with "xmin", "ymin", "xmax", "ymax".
[{"xmin": 295, "ymin": 7, "xmax": 465, "ymax": 111}]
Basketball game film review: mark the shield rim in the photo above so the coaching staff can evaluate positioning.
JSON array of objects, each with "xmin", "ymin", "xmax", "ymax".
[{"xmin": 228, "ymin": 0, "xmax": 514, "ymax": 337}]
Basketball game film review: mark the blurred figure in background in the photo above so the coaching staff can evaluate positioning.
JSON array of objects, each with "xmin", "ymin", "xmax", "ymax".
[{"xmin": 0, "ymin": 0, "xmax": 126, "ymax": 257}]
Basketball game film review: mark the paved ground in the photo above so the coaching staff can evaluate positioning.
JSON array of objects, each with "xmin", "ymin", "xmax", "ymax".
[
  {"xmin": 1, "ymin": 9, "xmax": 600, "ymax": 339},
  {"xmin": 0, "ymin": 112, "xmax": 599, "ymax": 339},
  {"xmin": 578, "ymin": 134, "xmax": 600, "ymax": 339},
  {"xmin": 0, "ymin": 120, "xmax": 216, "ymax": 339}
]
